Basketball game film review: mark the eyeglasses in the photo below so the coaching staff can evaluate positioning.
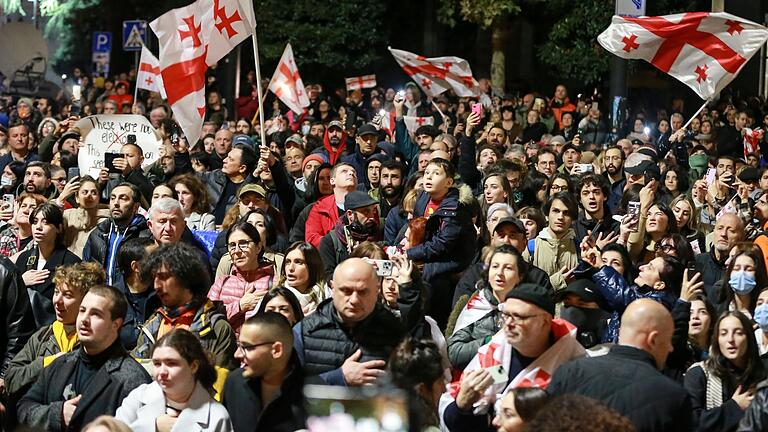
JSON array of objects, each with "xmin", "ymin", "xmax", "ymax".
[
  {"xmin": 52, "ymin": 177, "xmax": 67, "ymax": 184},
  {"xmin": 498, "ymin": 308, "xmax": 544, "ymax": 324},
  {"xmin": 654, "ymin": 242, "xmax": 675, "ymax": 252},
  {"xmin": 227, "ymin": 240, "xmax": 254, "ymax": 252},
  {"xmin": 550, "ymin": 185, "xmax": 567, "ymax": 192},
  {"xmin": 236, "ymin": 341, "xmax": 275, "ymax": 352}
]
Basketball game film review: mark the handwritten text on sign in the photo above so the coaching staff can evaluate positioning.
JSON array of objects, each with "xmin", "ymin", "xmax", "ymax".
[{"xmin": 75, "ymin": 114, "xmax": 162, "ymax": 178}]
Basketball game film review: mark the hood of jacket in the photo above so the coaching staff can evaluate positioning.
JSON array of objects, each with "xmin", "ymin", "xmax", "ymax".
[{"xmin": 323, "ymin": 128, "xmax": 348, "ymax": 165}]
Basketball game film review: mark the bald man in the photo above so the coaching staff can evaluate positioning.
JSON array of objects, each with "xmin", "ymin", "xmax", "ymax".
[
  {"xmin": 293, "ymin": 258, "xmax": 405, "ymax": 386},
  {"xmin": 548, "ymin": 299, "xmax": 693, "ymax": 432}
]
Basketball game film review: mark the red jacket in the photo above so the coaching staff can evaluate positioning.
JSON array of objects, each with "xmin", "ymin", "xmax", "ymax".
[{"xmin": 305, "ymin": 194, "xmax": 340, "ymax": 248}]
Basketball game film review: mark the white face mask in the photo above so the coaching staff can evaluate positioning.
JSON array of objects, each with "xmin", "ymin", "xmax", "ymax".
[{"xmin": 1, "ymin": 176, "xmax": 12, "ymax": 187}]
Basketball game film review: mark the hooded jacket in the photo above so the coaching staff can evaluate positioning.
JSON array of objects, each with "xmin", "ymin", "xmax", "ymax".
[
  {"xmin": 407, "ymin": 185, "xmax": 477, "ymax": 282},
  {"xmin": 82, "ymin": 215, "xmax": 150, "ymax": 286},
  {"xmin": 319, "ymin": 128, "xmax": 347, "ymax": 165}
]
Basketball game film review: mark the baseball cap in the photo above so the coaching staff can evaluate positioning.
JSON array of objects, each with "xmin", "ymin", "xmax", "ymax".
[
  {"xmin": 233, "ymin": 134, "xmax": 254, "ymax": 147},
  {"xmin": 238, "ymin": 184, "xmax": 266, "ymax": 198},
  {"xmin": 344, "ymin": 191, "xmax": 377, "ymax": 211},
  {"xmin": 494, "ymin": 217, "xmax": 525, "ymax": 235},
  {"xmin": 328, "ymin": 120, "xmax": 344, "ymax": 130},
  {"xmin": 284, "ymin": 135, "xmax": 304, "ymax": 150},
  {"xmin": 504, "ymin": 283, "xmax": 556, "ymax": 316},
  {"xmin": 558, "ymin": 279, "xmax": 602, "ymax": 305},
  {"xmin": 358, "ymin": 123, "xmax": 378, "ymax": 137}
]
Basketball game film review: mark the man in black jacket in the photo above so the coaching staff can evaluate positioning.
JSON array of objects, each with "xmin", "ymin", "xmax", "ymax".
[
  {"xmin": 547, "ymin": 299, "xmax": 693, "ymax": 432},
  {"xmin": 293, "ymin": 258, "xmax": 405, "ymax": 386},
  {"xmin": 0, "ymin": 256, "xmax": 34, "ymax": 396},
  {"xmin": 17, "ymin": 285, "xmax": 151, "ymax": 432},
  {"xmin": 223, "ymin": 312, "xmax": 306, "ymax": 432},
  {"xmin": 82, "ymin": 183, "xmax": 150, "ymax": 286}
]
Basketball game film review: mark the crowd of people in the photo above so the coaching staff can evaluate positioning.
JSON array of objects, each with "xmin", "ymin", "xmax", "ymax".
[{"xmin": 3, "ymin": 65, "xmax": 768, "ymax": 432}]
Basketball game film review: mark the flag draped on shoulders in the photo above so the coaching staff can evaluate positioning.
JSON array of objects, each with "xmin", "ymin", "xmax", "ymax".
[
  {"xmin": 439, "ymin": 319, "xmax": 585, "ymax": 418},
  {"xmin": 597, "ymin": 12, "xmax": 768, "ymax": 99}
]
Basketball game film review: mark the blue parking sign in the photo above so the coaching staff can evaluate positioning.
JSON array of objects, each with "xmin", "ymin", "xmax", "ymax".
[
  {"xmin": 123, "ymin": 20, "xmax": 148, "ymax": 52},
  {"xmin": 92, "ymin": 32, "xmax": 112, "ymax": 53}
]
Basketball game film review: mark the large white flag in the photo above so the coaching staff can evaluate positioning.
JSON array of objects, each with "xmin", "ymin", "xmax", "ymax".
[
  {"xmin": 268, "ymin": 43, "xmax": 310, "ymax": 114},
  {"xmin": 150, "ymin": 0, "xmax": 255, "ymax": 143},
  {"xmin": 389, "ymin": 47, "xmax": 480, "ymax": 98},
  {"xmin": 598, "ymin": 12, "xmax": 768, "ymax": 99},
  {"xmin": 136, "ymin": 46, "xmax": 166, "ymax": 99}
]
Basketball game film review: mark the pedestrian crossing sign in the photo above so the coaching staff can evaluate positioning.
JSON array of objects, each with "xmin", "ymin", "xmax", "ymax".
[{"xmin": 122, "ymin": 20, "xmax": 147, "ymax": 52}]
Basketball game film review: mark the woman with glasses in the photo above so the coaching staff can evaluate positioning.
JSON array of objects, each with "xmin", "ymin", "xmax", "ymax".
[
  {"xmin": 116, "ymin": 329, "xmax": 232, "ymax": 432},
  {"xmin": 207, "ymin": 221, "xmax": 275, "ymax": 336},
  {"xmin": 16, "ymin": 203, "xmax": 81, "ymax": 327},
  {"xmin": 547, "ymin": 173, "xmax": 573, "ymax": 197}
]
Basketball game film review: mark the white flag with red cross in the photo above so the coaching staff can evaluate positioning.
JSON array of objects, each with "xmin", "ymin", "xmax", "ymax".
[
  {"xmin": 389, "ymin": 47, "xmax": 480, "ymax": 98},
  {"xmin": 136, "ymin": 46, "xmax": 167, "ymax": 99},
  {"xmin": 268, "ymin": 43, "xmax": 310, "ymax": 115},
  {"xmin": 150, "ymin": 0, "xmax": 254, "ymax": 144},
  {"xmin": 598, "ymin": 12, "xmax": 768, "ymax": 100},
  {"xmin": 345, "ymin": 74, "xmax": 377, "ymax": 91},
  {"xmin": 403, "ymin": 116, "xmax": 434, "ymax": 134}
]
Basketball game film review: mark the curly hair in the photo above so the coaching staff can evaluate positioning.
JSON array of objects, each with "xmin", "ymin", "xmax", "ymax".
[
  {"xmin": 168, "ymin": 173, "xmax": 212, "ymax": 215},
  {"xmin": 53, "ymin": 262, "xmax": 106, "ymax": 297},
  {"xmin": 140, "ymin": 243, "xmax": 211, "ymax": 301},
  {"xmin": 523, "ymin": 395, "xmax": 636, "ymax": 432}
]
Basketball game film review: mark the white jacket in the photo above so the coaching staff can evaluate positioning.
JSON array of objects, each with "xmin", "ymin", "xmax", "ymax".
[{"xmin": 115, "ymin": 381, "xmax": 232, "ymax": 432}]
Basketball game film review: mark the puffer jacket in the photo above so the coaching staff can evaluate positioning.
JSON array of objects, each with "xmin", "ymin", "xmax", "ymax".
[
  {"xmin": 528, "ymin": 227, "xmax": 579, "ymax": 293},
  {"xmin": 294, "ymin": 298, "xmax": 405, "ymax": 385},
  {"xmin": 304, "ymin": 194, "xmax": 340, "ymax": 248},
  {"xmin": 447, "ymin": 286, "xmax": 501, "ymax": 370},
  {"xmin": 132, "ymin": 299, "xmax": 238, "ymax": 371},
  {"xmin": 588, "ymin": 264, "xmax": 678, "ymax": 343},
  {"xmin": 207, "ymin": 263, "xmax": 275, "ymax": 335},
  {"xmin": 0, "ymin": 256, "xmax": 34, "ymax": 378},
  {"xmin": 406, "ymin": 185, "xmax": 477, "ymax": 282}
]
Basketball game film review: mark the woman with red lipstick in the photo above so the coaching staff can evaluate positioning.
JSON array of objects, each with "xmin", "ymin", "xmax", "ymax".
[
  {"xmin": 685, "ymin": 311, "xmax": 765, "ymax": 432},
  {"xmin": 116, "ymin": 329, "xmax": 232, "ymax": 432}
]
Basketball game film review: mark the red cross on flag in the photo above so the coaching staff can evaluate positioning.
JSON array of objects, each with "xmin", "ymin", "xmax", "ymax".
[
  {"xmin": 136, "ymin": 46, "xmax": 167, "ymax": 99},
  {"xmin": 389, "ymin": 47, "xmax": 480, "ymax": 98},
  {"xmin": 403, "ymin": 116, "xmax": 434, "ymax": 134},
  {"xmin": 268, "ymin": 43, "xmax": 310, "ymax": 114},
  {"xmin": 150, "ymin": 0, "xmax": 255, "ymax": 144},
  {"xmin": 345, "ymin": 75, "xmax": 377, "ymax": 91},
  {"xmin": 598, "ymin": 12, "xmax": 768, "ymax": 99}
]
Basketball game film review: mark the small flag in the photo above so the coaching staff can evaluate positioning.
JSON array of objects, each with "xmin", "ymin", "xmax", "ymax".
[{"xmin": 345, "ymin": 74, "xmax": 377, "ymax": 91}]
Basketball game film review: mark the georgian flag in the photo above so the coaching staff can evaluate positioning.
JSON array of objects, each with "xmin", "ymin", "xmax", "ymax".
[
  {"xmin": 438, "ymin": 320, "xmax": 585, "ymax": 418},
  {"xmin": 598, "ymin": 12, "xmax": 768, "ymax": 99},
  {"xmin": 345, "ymin": 75, "xmax": 377, "ymax": 91},
  {"xmin": 150, "ymin": 0, "xmax": 255, "ymax": 144},
  {"xmin": 136, "ymin": 46, "xmax": 167, "ymax": 99},
  {"xmin": 268, "ymin": 43, "xmax": 311, "ymax": 114},
  {"xmin": 389, "ymin": 47, "xmax": 480, "ymax": 98},
  {"xmin": 380, "ymin": 114, "xmax": 434, "ymax": 136},
  {"xmin": 449, "ymin": 291, "xmax": 494, "ymax": 336}
]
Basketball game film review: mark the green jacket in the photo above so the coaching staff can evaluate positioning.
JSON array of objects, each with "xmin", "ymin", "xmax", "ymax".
[
  {"xmin": 446, "ymin": 286, "xmax": 502, "ymax": 370},
  {"xmin": 5, "ymin": 323, "xmax": 79, "ymax": 397}
]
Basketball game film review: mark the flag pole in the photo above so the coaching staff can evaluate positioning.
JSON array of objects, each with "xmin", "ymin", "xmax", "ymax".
[
  {"xmin": 682, "ymin": 99, "xmax": 709, "ymax": 130},
  {"xmin": 251, "ymin": 27, "xmax": 267, "ymax": 148},
  {"xmin": 430, "ymin": 99, "xmax": 447, "ymax": 122}
]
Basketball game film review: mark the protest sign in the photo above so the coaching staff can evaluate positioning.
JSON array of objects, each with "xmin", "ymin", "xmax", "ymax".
[{"xmin": 74, "ymin": 114, "xmax": 162, "ymax": 178}]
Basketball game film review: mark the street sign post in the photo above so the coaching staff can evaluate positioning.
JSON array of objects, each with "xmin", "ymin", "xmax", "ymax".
[
  {"xmin": 92, "ymin": 31, "xmax": 112, "ymax": 77},
  {"xmin": 122, "ymin": 20, "xmax": 148, "ymax": 52}
]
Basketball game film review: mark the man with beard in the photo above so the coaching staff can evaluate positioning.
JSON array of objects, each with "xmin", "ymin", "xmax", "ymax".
[
  {"xmin": 341, "ymin": 123, "xmax": 379, "ymax": 183},
  {"xmin": 602, "ymin": 145, "xmax": 626, "ymax": 214},
  {"xmin": 319, "ymin": 191, "xmax": 380, "ymax": 278},
  {"xmin": 317, "ymin": 120, "xmax": 347, "ymax": 165},
  {"xmin": 17, "ymin": 162, "xmax": 57, "ymax": 199},
  {"xmin": 83, "ymin": 183, "xmax": 149, "ymax": 286},
  {"xmin": 371, "ymin": 160, "xmax": 404, "ymax": 220}
]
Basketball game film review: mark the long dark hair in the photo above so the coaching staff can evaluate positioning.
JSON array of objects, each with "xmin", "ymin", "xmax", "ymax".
[
  {"xmin": 279, "ymin": 241, "xmax": 325, "ymax": 288},
  {"xmin": 519, "ymin": 171, "xmax": 549, "ymax": 207},
  {"xmin": 241, "ymin": 208, "xmax": 276, "ymax": 247},
  {"xmin": 705, "ymin": 311, "xmax": 765, "ymax": 389},
  {"xmin": 256, "ymin": 287, "xmax": 304, "ymax": 324},
  {"xmin": 151, "ymin": 329, "xmax": 218, "ymax": 393},
  {"xmin": 601, "ymin": 243, "xmax": 636, "ymax": 284},
  {"xmin": 721, "ymin": 243, "xmax": 768, "ymax": 314}
]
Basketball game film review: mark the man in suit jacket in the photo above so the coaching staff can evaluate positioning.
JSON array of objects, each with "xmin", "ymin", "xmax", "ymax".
[{"xmin": 17, "ymin": 285, "xmax": 151, "ymax": 432}]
